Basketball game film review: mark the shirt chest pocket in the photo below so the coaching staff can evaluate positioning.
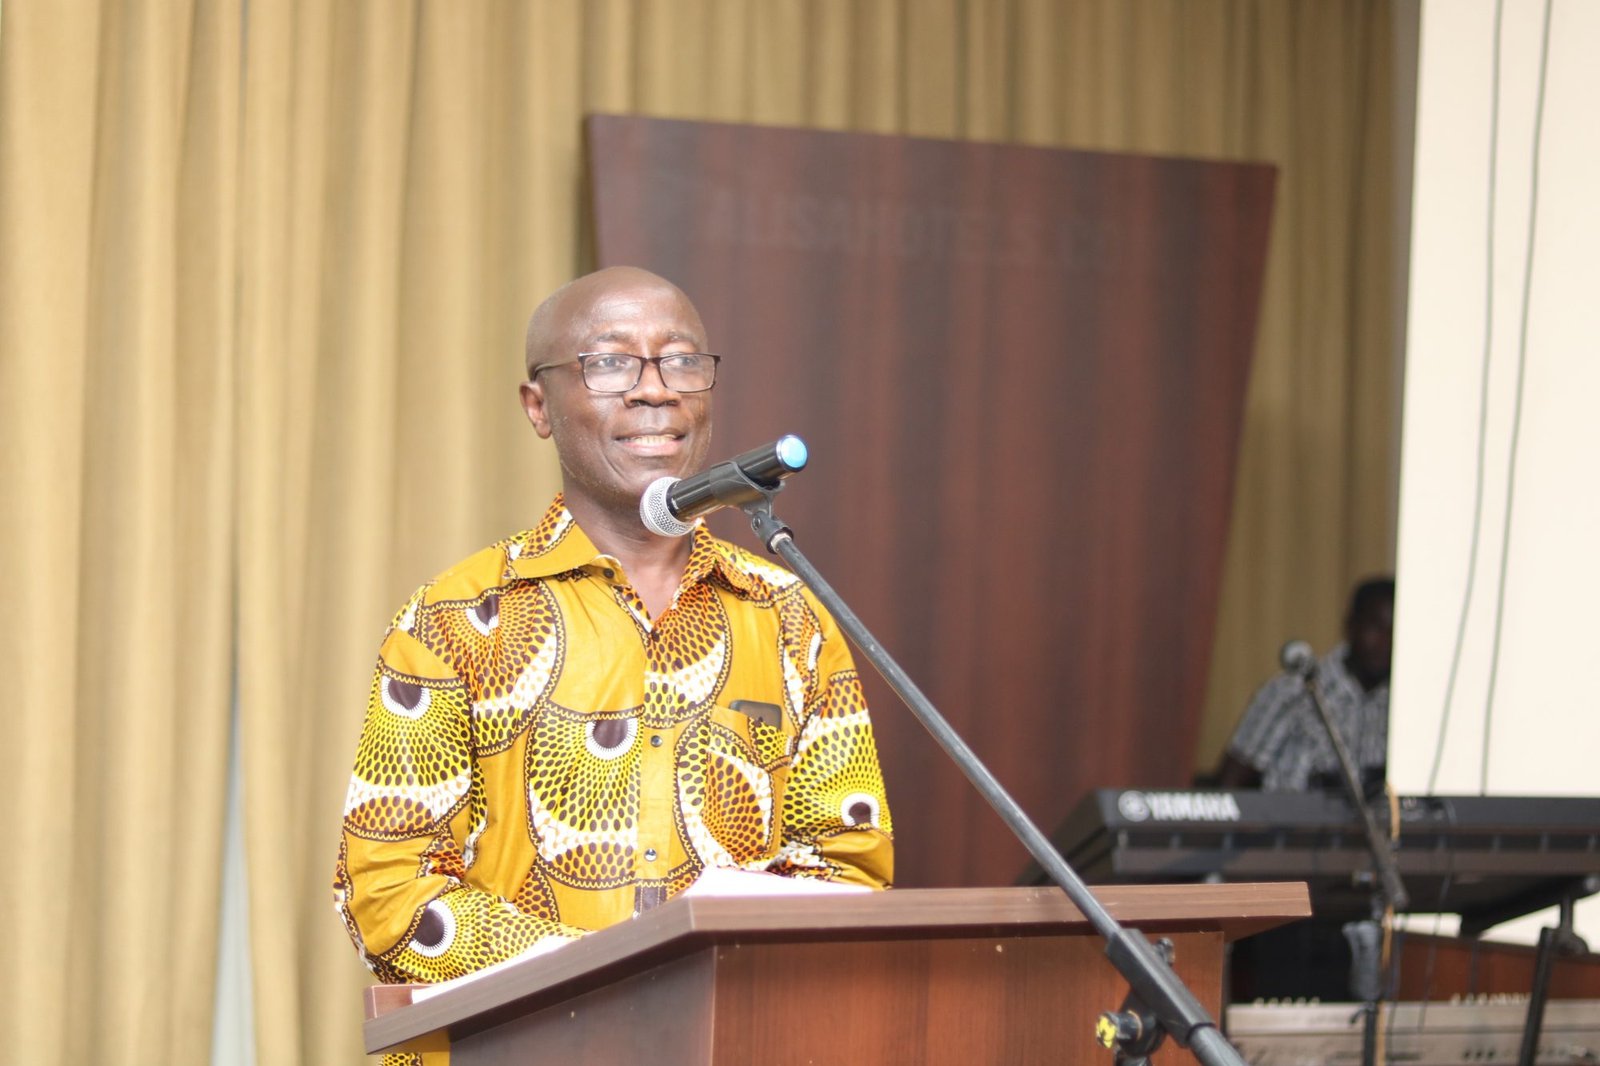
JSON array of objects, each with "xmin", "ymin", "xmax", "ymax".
[{"xmin": 685, "ymin": 703, "xmax": 797, "ymax": 864}]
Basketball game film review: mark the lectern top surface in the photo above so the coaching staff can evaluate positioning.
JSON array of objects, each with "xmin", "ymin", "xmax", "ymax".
[{"xmin": 364, "ymin": 882, "xmax": 1308, "ymax": 1055}]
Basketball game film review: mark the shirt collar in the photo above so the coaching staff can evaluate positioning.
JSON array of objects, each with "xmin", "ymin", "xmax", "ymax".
[
  {"xmin": 1322, "ymin": 642, "xmax": 1387, "ymax": 699},
  {"xmin": 507, "ymin": 494, "xmax": 757, "ymax": 596},
  {"xmin": 684, "ymin": 521, "xmax": 757, "ymax": 596},
  {"xmin": 505, "ymin": 494, "xmax": 594, "ymax": 579}
]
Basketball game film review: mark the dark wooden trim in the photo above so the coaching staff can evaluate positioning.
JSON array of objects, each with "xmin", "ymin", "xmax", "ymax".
[
  {"xmin": 1393, "ymin": 931, "xmax": 1600, "ymax": 1001},
  {"xmin": 364, "ymin": 883, "xmax": 1308, "ymax": 1054}
]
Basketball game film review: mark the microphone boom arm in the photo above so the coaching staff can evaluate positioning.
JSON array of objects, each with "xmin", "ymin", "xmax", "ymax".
[
  {"xmin": 1298, "ymin": 671, "xmax": 1409, "ymax": 912},
  {"xmin": 1290, "ymin": 658, "xmax": 1408, "ymax": 1066}
]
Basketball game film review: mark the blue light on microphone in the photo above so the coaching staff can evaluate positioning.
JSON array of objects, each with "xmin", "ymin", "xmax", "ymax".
[{"xmin": 776, "ymin": 434, "xmax": 808, "ymax": 472}]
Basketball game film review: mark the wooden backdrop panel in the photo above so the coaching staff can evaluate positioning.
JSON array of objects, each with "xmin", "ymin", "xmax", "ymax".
[{"xmin": 588, "ymin": 115, "xmax": 1274, "ymax": 889}]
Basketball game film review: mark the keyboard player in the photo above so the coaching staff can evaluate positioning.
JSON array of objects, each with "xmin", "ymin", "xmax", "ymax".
[
  {"xmin": 1215, "ymin": 576, "xmax": 1394, "ymax": 1000},
  {"xmin": 1218, "ymin": 577, "xmax": 1393, "ymax": 796}
]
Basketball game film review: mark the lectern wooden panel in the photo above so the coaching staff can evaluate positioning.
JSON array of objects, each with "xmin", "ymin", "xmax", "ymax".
[{"xmin": 365, "ymin": 884, "xmax": 1309, "ymax": 1065}]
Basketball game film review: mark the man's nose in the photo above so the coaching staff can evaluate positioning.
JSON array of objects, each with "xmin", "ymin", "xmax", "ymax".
[{"xmin": 625, "ymin": 358, "xmax": 676, "ymax": 403}]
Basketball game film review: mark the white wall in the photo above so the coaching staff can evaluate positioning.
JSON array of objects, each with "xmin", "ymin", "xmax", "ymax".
[
  {"xmin": 1394, "ymin": 0, "xmax": 1600, "ymax": 944},
  {"xmin": 211, "ymin": 696, "xmax": 256, "ymax": 1066}
]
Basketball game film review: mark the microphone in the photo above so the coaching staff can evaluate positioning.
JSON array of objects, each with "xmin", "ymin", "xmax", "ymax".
[
  {"xmin": 640, "ymin": 435, "xmax": 809, "ymax": 537},
  {"xmin": 1279, "ymin": 639, "xmax": 1317, "ymax": 679}
]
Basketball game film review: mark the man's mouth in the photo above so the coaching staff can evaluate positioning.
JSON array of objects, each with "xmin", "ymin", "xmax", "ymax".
[{"xmin": 616, "ymin": 432, "xmax": 685, "ymax": 455}]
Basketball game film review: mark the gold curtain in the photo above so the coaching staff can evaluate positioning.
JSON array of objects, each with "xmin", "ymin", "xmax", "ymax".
[
  {"xmin": 0, "ymin": 2, "xmax": 239, "ymax": 1063},
  {"xmin": 1, "ymin": 2, "xmax": 1399, "ymax": 1062}
]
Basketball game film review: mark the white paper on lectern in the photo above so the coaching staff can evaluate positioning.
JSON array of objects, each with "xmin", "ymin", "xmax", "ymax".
[
  {"xmin": 409, "ymin": 932, "xmax": 571, "ymax": 1003},
  {"xmin": 680, "ymin": 866, "xmax": 872, "ymax": 898},
  {"xmin": 406, "ymin": 869, "xmax": 869, "ymax": 1004}
]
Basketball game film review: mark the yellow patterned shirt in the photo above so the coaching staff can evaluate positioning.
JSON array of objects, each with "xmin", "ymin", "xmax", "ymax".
[{"xmin": 334, "ymin": 495, "xmax": 893, "ymax": 986}]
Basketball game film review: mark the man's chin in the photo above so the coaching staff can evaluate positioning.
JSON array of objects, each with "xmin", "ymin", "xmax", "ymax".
[{"xmin": 561, "ymin": 449, "xmax": 712, "ymax": 517}]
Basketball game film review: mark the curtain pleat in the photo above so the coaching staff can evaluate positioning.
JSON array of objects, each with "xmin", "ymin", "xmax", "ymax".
[
  {"xmin": 0, "ymin": 2, "xmax": 239, "ymax": 1063},
  {"xmin": 1, "ymin": 3, "xmax": 1399, "ymax": 1062},
  {"xmin": 0, "ymin": 6, "xmax": 102, "ymax": 1063}
]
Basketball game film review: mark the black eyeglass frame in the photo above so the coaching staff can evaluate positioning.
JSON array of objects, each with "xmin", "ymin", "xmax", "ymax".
[{"xmin": 529, "ymin": 352, "xmax": 722, "ymax": 394}]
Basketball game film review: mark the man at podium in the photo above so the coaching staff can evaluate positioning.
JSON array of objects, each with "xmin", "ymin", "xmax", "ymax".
[{"xmin": 332, "ymin": 267, "xmax": 894, "ymax": 1060}]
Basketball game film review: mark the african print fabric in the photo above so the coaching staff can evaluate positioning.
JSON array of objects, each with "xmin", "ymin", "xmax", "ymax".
[{"xmin": 335, "ymin": 495, "xmax": 894, "ymax": 1014}]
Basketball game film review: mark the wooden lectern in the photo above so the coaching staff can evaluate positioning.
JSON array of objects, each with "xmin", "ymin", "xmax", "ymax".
[{"xmin": 364, "ymin": 883, "xmax": 1308, "ymax": 1065}]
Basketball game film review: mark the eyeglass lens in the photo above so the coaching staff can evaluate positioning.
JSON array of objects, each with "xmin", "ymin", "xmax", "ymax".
[{"xmin": 581, "ymin": 353, "xmax": 718, "ymax": 393}]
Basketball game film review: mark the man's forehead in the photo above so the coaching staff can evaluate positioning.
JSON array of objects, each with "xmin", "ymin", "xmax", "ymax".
[
  {"xmin": 1351, "ymin": 599, "xmax": 1394, "ymax": 627},
  {"xmin": 526, "ymin": 267, "xmax": 706, "ymax": 371},
  {"xmin": 565, "ymin": 284, "xmax": 705, "ymax": 344},
  {"xmin": 587, "ymin": 323, "xmax": 701, "ymax": 346}
]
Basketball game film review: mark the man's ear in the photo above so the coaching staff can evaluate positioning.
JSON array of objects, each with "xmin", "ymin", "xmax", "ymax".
[{"xmin": 519, "ymin": 379, "xmax": 553, "ymax": 439}]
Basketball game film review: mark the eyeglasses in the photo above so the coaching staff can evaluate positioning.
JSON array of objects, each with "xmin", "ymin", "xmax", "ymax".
[{"xmin": 530, "ymin": 352, "xmax": 721, "ymax": 394}]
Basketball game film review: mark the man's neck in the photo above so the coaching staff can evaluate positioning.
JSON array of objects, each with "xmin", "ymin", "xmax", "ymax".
[
  {"xmin": 563, "ymin": 492, "xmax": 693, "ymax": 614},
  {"xmin": 1339, "ymin": 647, "xmax": 1388, "ymax": 694}
]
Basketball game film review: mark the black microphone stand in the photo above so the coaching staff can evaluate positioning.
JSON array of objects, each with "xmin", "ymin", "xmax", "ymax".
[
  {"xmin": 733, "ymin": 483, "xmax": 1244, "ymax": 1066},
  {"xmin": 1294, "ymin": 661, "xmax": 1407, "ymax": 1066},
  {"xmin": 1519, "ymin": 894, "xmax": 1589, "ymax": 1066}
]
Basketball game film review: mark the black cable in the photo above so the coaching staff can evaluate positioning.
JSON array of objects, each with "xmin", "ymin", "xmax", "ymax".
[
  {"xmin": 1427, "ymin": 0, "xmax": 1506, "ymax": 796},
  {"xmin": 1415, "ymin": 798, "xmax": 1462, "ymax": 1023},
  {"xmin": 1480, "ymin": 0, "xmax": 1555, "ymax": 794},
  {"xmin": 1386, "ymin": 925, "xmax": 1406, "ymax": 1045}
]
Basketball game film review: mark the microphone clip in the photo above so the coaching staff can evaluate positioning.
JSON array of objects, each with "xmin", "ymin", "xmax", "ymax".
[
  {"xmin": 735, "ymin": 477, "xmax": 793, "ymax": 552},
  {"xmin": 697, "ymin": 459, "xmax": 785, "ymax": 516}
]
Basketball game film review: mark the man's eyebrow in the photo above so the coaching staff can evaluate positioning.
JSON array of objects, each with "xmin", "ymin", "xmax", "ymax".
[{"xmin": 586, "ymin": 328, "xmax": 703, "ymax": 348}]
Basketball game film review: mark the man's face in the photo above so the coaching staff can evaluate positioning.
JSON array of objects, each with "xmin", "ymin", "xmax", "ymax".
[
  {"xmin": 1346, "ymin": 597, "xmax": 1394, "ymax": 691},
  {"xmin": 520, "ymin": 275, "xmax": 714, "ymax": 518}
]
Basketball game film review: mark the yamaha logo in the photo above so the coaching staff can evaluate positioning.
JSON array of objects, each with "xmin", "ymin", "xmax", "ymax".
[
  {"xmin": 1118, "ymin": 790, "xmax": 1242, "ymax": 823},
  {"xmin": 1117, "ymin": 791, "xmax": 1151, "ymax": 822}
]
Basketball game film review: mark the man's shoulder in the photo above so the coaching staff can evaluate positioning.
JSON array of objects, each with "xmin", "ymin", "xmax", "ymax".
[
  {"xmin": 412, "ymin": 500, "xmax": 580, "ymax": 607},
  {"xmin": 415, "ymin": 525, "xmax": 561, "ymax": 608},
  {"xmin": 700, "ymin": 531, "xmax": 806, "ymax": 599},
  {"xmin": 696, "ymin": 531, "xmax": 859, "ymax": 643},
  {"xmin": 1243, "ymin": 671, "xmax": 1307, "ymax": 719},
  {"xmin": 423, "ymin": 540, "xmax": 514, "ymax": 601}
]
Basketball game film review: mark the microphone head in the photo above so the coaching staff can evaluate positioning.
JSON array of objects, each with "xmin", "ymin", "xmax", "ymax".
[
  {"xmin": 1279, "ymin": 639, "xmax": 1317, "ymax": 678},
  {"xmin": 640, "ymin": 476, "xmax": 693, "ymax": 537}
]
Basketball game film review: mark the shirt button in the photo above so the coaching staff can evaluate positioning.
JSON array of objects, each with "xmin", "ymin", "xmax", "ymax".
[
  {"xmin": 650, "ymin": 734, "xmax": 663, "ymax": 747},
  {"xmin": 644, "ymin": 848, "xmax": 658, "ymax": 862},
  {"xmin": 602, "ymin": 567, "xmax": 615, "ymax": 580}
]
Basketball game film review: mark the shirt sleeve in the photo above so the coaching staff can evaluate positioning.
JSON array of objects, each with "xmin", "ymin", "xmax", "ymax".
[
  {"xmin": 333, "ymin": 587, "xmax": 585, "ymax": 985},
  {"xmin": 1227, "ymin": 673, "xmax": 1315, "ymax": 791},
  {"xmin": 1229, "ymin": 675, "xmax": 1293, "ymax": 769},
  {"xmin": 769, "ymin": 595, "xmax": 894, "ymax": 888}
]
